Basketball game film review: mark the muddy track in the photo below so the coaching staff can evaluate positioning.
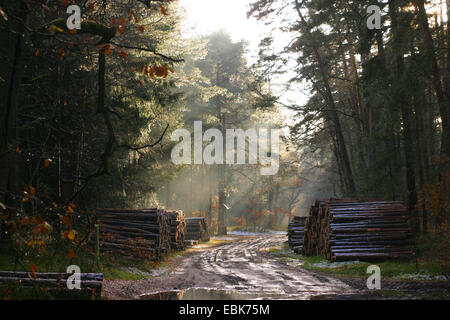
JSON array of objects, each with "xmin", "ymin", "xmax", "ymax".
[{"xmin": 103, "ymin": 235, "xmax": 361, "ymax": 300}]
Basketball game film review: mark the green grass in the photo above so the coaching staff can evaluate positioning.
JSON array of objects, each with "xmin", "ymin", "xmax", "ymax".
[
  {"xmin": 0, "ymin": 240, "xmax": 98, "ymax": 273},
  {"xmin": 0, "ymin": 238, "xmax": 191, "ymax": 299},
  {"xmin": 270, "ymin": 242, "xmax": 450, "ymax": 279}
]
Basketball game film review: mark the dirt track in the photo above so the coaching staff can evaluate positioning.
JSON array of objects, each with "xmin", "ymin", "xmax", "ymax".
[{"xmin": 103, "ymin": 234, "xmax": 363, "ymax": 300}]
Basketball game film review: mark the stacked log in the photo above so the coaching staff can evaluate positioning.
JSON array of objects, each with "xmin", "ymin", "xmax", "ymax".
[
  {"xmin": 0, "ymin": 271, "xmax": 103, "ymax": 297},
  {"xmin": 166, "ymin": 210, "xmax": 186, "ymax": 250},
  {"xmin": 96, "ymin": 208, "xmax": 170, "ymax": 260},
  {"xmin": 287, "ymin": 216, "xmax": 307, "ymax": 254},
  {"xmin": 185, "ymin": 217, "xmax": 210, "ymax": 242},
  {"xmin": 302, "ymin": 199, "xmax": 415, "ymax": 261}
]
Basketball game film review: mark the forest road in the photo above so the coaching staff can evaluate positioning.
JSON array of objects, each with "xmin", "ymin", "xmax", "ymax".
[{"xmin": 103, "ymin": 234, "xmax": 362, "ymax": 300}]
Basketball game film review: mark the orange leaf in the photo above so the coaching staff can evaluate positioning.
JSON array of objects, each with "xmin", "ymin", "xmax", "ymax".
[
  {"xmin": 118, "ymin": 25, "xmax": 125, "ymax": 34},
  {"xmin": 42, "ymin": 5, "xmax": 50, "ymax": 12},
  {"xmin": 149, "ymin": 66, "xmax": 154, "ymax": 78},
  {"xmin": 89, "ymin": 3, "xmax": 95, "ymax": 13},
  {"xmin": 15, "ymin": 147, "xmax": 21, "ymax": 153},
  {"xmin": 61, "ymin": 215, "xmax": 71, "ymax": 228},
  {"xmin": 159, "ymin": 4, "xmax": 168, "ymax": 16},
  {"xmin": 66, "ymin": 206, "xmax": 74, "ymax": 215},
  {"xmin": 62, "ymin": 0, "xmax": 68, "ymax": 6},
  {"xmin": 57, "ymin": 49, "xmax": 65, "ymax": 61},
  {"xmin": 34, "ymin": 50, "xmax": 40, "ymax": 57},
  {"xmin": 29, "ymin": 262, "xmax": 38, "ymax": 279},
  {"xmin": 67, "ymin": 230, "xmax": 75, "ymax": 241},
  {"xmin": 68, "ymin": 248, "xmax": 75, "ymax": 259},
  {"xmin": 105, "ymin": 45, "xmax": 112, "ymax": 55},
  {"xmin": 119, "ymin": 51, "xmax": 128, "ymax": 59},
  {"xmin": 137, "ymin": 25, "xmax": 145, "ymax": 32}
]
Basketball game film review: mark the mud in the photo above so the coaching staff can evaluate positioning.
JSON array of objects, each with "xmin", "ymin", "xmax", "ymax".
[
  {"xmin": 103, "ymin": 234, "xmax": 361, "ymax": 300},
  {"xmin": 103, "ymin": 234, "xmax": 449, "ymax": 300}
]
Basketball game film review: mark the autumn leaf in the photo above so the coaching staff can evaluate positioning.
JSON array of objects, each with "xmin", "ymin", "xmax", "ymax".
[
  {"xmin": 51, "ymin": 25, "xmax": 64, "ymax": 33},
  {"xmin": 29, "ymin": 262, "xmax": 38, "ymax": 279},
  {"xmin": 119, "ymin": 51, "xmax": 128, "ymax": 59},
  {"xmin": 155, "ymin": 65, "xmax": 168, "ymax": 78},
  {"xmin": 137, "ymin": 25, "xmax": 145, "ymax": 32},
  {"xmin": 68, "ymin": 248, "xmax": 75, "ymax": 259},
  {"xmin": 57, "ymin": 49, "xmax": 65, "ymax": 61},
  {"xmin": 34, "ymin": 50, "xmax": 40, "ymax": 57},
  {"xmin": 15, "ymin": 146, "xmax": 21, "ymax": 153},
  {"xmin": 61, "ymin": 215, "xmax": 72, "ymax": 228},
  {"xmin": 89, "ymin": 3, "xmax": 95, "ymax": 13},
  {"xmin": 149, "ymin": 66, "xmax": 154, "ymax": 79},
  {"xmin": 62, "ymin": 0, "xmax": 68, "ymax": 6},
  {"xmin": 26, "ymin": 240, "xmax": 45, "ymax": 248},
  {"xmin": 66, "ymin": 206, "xmax": 74, "ymax": 215},
  {"xmin": 42, "ymin": 4, "xmax": 50, "ymax": 12},
  {"xmin": 104, "ymin": 45, "xmax": 112, "ymax": 56},
  {"xmin": 118, "ymin": 25, "xmax": 125, "ymax": 34},
  {"xmin": 67, "ymin": 230, "xmax": 76, "ymax": 241},
  {"xmin": 159, "ymin": 4, "xmax": 168, "ymax": 16}
]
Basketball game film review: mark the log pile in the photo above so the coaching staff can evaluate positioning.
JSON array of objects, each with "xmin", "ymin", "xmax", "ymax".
[
  {"xmin": 185, "ymin": 217, "xmax": 210, "ymax": 242},
  {"xmin": 96, "ymin": 208, "xmax": 171, "ymax": 260},
  {"xmin": 0, "ymin": 271, "xmax": 103, "ymax": 297},
  {"xmin": 302, "ymin": 199, "xmax": 415, "ymax": 261},
  {"xmin": 166, "ymin": 210, "xmax": 186, "ymax": 250},
  {"xmin": 288, "ymin": 216, "xmax": 307, "ymax": 254}
]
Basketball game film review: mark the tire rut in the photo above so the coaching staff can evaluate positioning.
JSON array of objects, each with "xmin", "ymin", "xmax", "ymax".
[{"xmin": 103, "ymin": 234, "xmax": 360, "ymax": 300}]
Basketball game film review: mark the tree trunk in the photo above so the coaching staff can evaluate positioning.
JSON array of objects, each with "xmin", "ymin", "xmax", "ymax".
[
  {"xmin": 389, "ymin": 0, "xmax": 419, "ymax": 232},
  {"xmin": 414, "ymin": 0, "xmax": 449, "ymax": 178},
  {"xmin": 0, "ymin": 1, "xmax": 28, "ymax": 238}
]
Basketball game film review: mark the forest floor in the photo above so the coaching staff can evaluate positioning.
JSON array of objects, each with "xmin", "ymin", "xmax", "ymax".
[{"xmin": 102, "ymin": 234, "xmax": 450, "ymax": 300}]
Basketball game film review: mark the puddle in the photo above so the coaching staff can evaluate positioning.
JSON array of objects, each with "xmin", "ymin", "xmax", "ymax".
[{"xmin": 138, "ymin": 288, "xmax": 283, "ymax": 300}]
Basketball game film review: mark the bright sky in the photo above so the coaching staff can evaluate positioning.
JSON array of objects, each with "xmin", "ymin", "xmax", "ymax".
[
  {"xmin": 179, "ymin": 0, "xmax": 299, "ymax": 123},
  {"xmin": 179, "ymin": 0, "xmax": 266, "ymax": 62}
]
